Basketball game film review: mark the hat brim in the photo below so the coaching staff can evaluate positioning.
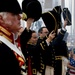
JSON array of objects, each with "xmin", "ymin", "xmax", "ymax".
[{"xmin": 22, "ymin": 0, "xmax": 42, "ymax": 21}]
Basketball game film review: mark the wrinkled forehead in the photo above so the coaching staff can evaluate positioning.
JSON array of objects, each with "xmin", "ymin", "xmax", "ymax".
[{"xmin": 7, "ymin": 12, "xmax": 21, "ymax": 18}]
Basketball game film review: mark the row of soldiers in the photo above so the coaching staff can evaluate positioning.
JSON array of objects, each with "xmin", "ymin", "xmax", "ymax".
[{"xmin": 0, "ymin": 0, "xmax": 70, "ymax": 75}]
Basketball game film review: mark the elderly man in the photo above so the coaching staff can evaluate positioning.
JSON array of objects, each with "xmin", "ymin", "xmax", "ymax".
[{"xmin": 0, "ymin": 0, "xmax": 26, "ymax": 75}]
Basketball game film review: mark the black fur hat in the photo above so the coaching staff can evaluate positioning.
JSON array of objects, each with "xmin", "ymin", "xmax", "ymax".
[
  {"xmin": 0, "ymin": 0, "xmax": 22, "ymax": 14},
  {"xmin": 22, "ymin": 0, "xmax": 42, "ymax": 21}
]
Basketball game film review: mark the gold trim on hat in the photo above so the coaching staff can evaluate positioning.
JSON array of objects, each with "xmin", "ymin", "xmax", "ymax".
[
  {"xmin": 53, "ymin": 8, "xmax": 58, "ymax": 12},
  {"xmin": 47, "ymin": 11, "xmax": 58, "ymax": 32},
  {"xmin": 22, "ymin": 12, "xmax": 27, "ymax": 20}
]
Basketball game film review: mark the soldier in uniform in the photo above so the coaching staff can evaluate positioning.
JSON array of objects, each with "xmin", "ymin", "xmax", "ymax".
[
  {"xmin": 20, "ymin": 0, "xmax": 42, "ymax": 46},
  {"xmin": 0, "ymin": 0, "xmax": 26, "ymax": 75},
  {"xmin": 37, "ymin": 27, "xmax": 49, "ymax": 43},
  {"xmin": 22, "ymin": 30, "xmax": 39, "ymax": 75},
  {"xmin": 39, "ymin": 7, "xmax": 69, "ymax": 75},
  {"xmin": 20, "ymin": 0, "xmax": 42, "ymax": 75},
  {"xmin": 20, "ymin": 24, "xmax": 56, "ymax": 75}
]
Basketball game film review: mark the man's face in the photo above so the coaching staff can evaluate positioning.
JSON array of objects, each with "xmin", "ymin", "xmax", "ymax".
[
  {"xmin": 30, "ymin": 32, "xmax": 38, "ymax": 45},
  {"xmin": 3, "ymin": 13, "xmax": 21, "ymax": 33},
  {"xmin": 41, "ymin": 28, "xmax": 49, "ymax": 38}
]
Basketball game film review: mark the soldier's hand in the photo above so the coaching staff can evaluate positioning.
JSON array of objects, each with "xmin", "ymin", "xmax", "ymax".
[
  {"xmin": 46, "ymin": 30, "xmax": 56, "ymax": 43},
  {"xmin": 48, "ymin": 30, "xmax": 56, "ymax": 40},
  {"xmin": 26, "ymin": 18, "xmax": 34, "ymax": 30},
  {"xmin": 63, "ymin": 19, "xmax": 68, "ymax": 28}
]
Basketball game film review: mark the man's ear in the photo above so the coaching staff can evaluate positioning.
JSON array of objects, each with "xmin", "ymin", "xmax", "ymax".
[{"xmin": 0, "ymin": 15, "xmax": 4, "ymax": 24}]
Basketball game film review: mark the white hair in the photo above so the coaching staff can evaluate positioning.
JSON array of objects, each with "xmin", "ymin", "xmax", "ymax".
[
  {"xmin": 0, "ymin": 12, "xmax": 12, "ymax": 25},
  {"xmin": 0, "ymin": 12, "xmax": 8, "ymax": 19}
]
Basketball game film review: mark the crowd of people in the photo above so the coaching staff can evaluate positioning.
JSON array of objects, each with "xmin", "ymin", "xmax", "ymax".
[{"xmin": 0, "ymin": 0, "xmax": 73, "ymax": 75}]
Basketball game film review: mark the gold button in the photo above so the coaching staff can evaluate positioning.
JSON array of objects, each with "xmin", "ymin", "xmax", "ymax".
[
  {"xmin": 27, "ymin": 51, "xmax": 28, "ymax": 53},
  {"xmin": 32, "ymin": 62, "xmax": 34, "ymax": 64},
  {"xmin": 26, "ymin": 58, "xmax": 28, "ymax": 60},
  {"xmin": 40, "ymin": 70, "xmax": 43, "ymax": 72},
  {"xmin": 42, "ymin": 41, "xmax": 44, "ymax": 43},
  {"xmin": 44, "ymin": 45, "xmax": 45, "ymax": 46}
]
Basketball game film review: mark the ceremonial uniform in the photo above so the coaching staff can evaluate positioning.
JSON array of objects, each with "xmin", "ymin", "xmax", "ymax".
[
  {"xmin": 37, "ymin": 36, "xmax": 49, "ymax": 75},
  {"xmin": 51, "ymin": 30, "xmax": 68, "ymax": 75},
  {"xmin": 37, "ymin": 29, "xmax": 68, "ymax": 75},
  {"xmin": 0, "ymin": 25, "xmax": 26, "ymax": 75},
  {"xmin": 41, "ymin": 6, "xmax": 69, "ymax": 75},
  {"xmin": 20, "ymin": 29, "xmax": 40, "ymax": 75},
  {"xmin": 0, "ymin": 0, "xmax": 26, "ymax": 75},
  {"xmin": 21, "ymin": 0, "xmax": 42, "ymax": 75},
  {"xmin": 25, "ymin": 43, "xmax": 40, "ymax": 75}
]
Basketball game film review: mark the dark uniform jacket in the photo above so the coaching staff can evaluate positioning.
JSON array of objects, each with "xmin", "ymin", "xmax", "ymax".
[
  {"xmin": 20, "ymin": 28, "xmax": 39, "ymax": 75},
  {"xmin": 25, "ymin": 43, "xmax": 40, "ymax": 75},
  {"xmin": 37, "ymin": 37, "xmax": 48, "ymax": 74},
  {"xmin": 0, "ymin": 43, "xmax": 21, "ymax": 75},
  {"xmin": 37, "ymin": 29, "xmax": 68, "ymax": 75},
  {"xmin": 0, "ymin": 25, "xmax": 21, "ymax": 75}
]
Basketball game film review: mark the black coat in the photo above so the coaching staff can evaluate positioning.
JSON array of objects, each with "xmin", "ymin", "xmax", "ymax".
[
  {"xmin": 37, "ymin": 29, "xmax": 68, "ymax": 75},
  {"xmin": 20, "ymin": 28, "xmax": 40, "ymax": 75},
  {"xmin": 25, "ymin": 43, "xmax": 40, "ymax": 74},
  {"xmin": 0, "ymin": 42, "xmax": 21, "ymax": 75}
]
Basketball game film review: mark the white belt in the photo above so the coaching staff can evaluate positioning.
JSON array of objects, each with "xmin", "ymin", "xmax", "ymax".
[{"xmin": 0, "ymin": 36, "xmax": 23, "ymax": 57}]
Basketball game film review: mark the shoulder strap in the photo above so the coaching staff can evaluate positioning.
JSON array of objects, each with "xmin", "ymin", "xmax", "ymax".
[{"xmin": 0, "ymin": 36, "xmax": 23, "ymax": 57}]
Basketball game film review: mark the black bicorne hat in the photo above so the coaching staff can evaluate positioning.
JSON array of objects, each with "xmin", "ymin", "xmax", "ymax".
[
  {"xmin": 0, "ymin": 0, "xmax": 22, "ymax": 14},
  {"xmin": 53, "ymin": 6, "xmax": 62, "ymax": 28},
  {"xmin": 53, "ymin": 6, "xmax": 62, "ymax": 14},
  {"xmin": 22, "ymin": 0, "xmax": 42, "ymax": 21},
  {"xmin": 63, "ymin": 8, "xmax": 72, "ymax": 25},
  {"xmin": 41, "ymin": 10, "xmax": 61, "ymax": 33}
]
